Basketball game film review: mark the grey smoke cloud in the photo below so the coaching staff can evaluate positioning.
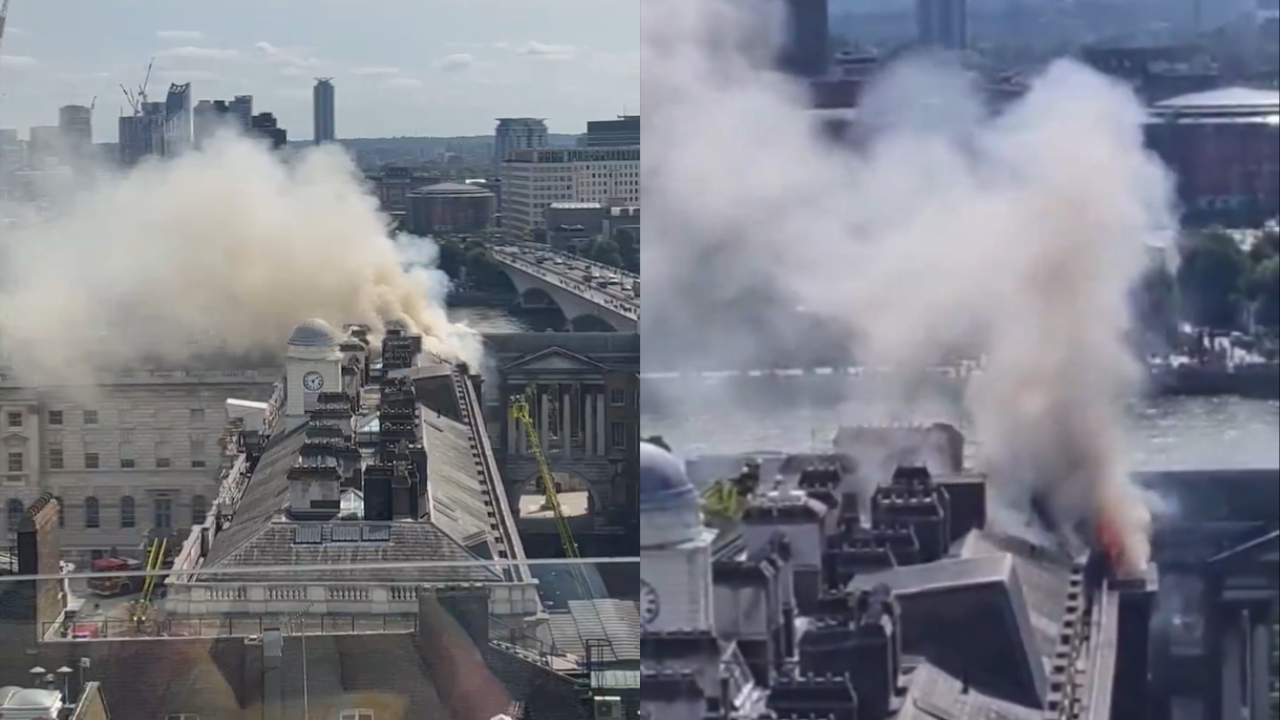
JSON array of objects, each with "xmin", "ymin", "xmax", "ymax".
[
  {"xmin": 641, "ymin": 0, "xmax": 1178, "ymax": 571},
  {"xmin": 0, "ymin": 133, "xmax": 480, "ymax": 382}
]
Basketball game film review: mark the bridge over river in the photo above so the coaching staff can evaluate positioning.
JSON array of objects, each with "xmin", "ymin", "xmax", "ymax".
[{"xmin": 491, "ymin": 244, "xmax": 638, "ymax": 331}]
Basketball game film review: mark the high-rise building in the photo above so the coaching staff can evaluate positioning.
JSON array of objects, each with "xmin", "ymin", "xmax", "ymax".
[
  {"xmin": 585, "ymin": 116, "xmax": 640, "ymax": 148},
  {"xmin": 57, "ymin": 104, "xmax": 93, "ymax": 155},
  {"xmin": 251, "ymin": 112, "xmax": 288, "ymax": 149},
  {"xmin": 28, "ymin": 126, "xmax": 60, "ymax": 168},
  {"xmin": 916, "ymin": 0, "xmax": 968, "ymax": 51},
  {"xmin": 779, "ymin": 0, "xmax": 830, "ymax": 78},
  {"xmin": 163, "ymin": 82, "xmax": 195, "ymax": 156},
  {"xmin": 313, "ymin": 78, "xmax": 336, "ymax": 144},
  {"xmin": 493, "ymin": 118, "xmax": 549, "ymax": 167},
  {"xmin": 500, "ymin": 146, "xmax": 640, "ymax": 240},
  {"xmin": 230, "ymin": 95, "xmax": 254, "ymax": 130},
  {"xmin": 193, "ymin": 99, "xmax": 234, "ymax": 149},
  {"xmin": 118, "ymin": 101, "xmax": 166, "ymax": 166}
]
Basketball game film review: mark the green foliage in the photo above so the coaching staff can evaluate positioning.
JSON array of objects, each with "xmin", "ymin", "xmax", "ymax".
[
  {"xmin": 612, "ymin": 227, "xmax": 640, "ymax": 274},
  {"xmin": 588, "ymin": 237, "xmax": 624, "ymax": 270},
  {"xmin": 1176, "ymin": 231, "xmax": 1250, "ymax": 330},
  {"xmin": 1253, "ymin": 257, "xmax": 1280, "ymax": 330},
  {"xmin": 431, "ymin": 236, "xmax": 513, "ymax": 293}
]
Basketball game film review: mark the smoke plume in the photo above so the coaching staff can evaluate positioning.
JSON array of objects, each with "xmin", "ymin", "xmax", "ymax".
[
  {"xmin": 642, "ymin": 0, "xmax": 1178, "ymax": 571},
  {"xmin": 0, "ymin": 133, "xmax": 480, "ymax": 382}
]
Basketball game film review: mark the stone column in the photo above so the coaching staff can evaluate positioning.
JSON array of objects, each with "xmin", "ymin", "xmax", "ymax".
[
  {"xmin": 1248, "ymin": 607, "xmax": 1272, "ymax": 720},
  {"xmin": 1222, "ymin": 608, "xmax": 1244, "ymax": 720},
  {"xmin": 539, "ymin": 386, "xmax": 550, "ymax": 451},
  {"xmin": 596, "ymin": 390, "xmax": 607, "ymax": 455},
  {"xmin": 561, "ymin": 387, "xmax": 571, "ymax": 454},
  {"xmin": 584, "ymin": 389, "xmax": 595, "ymax": 456},
  {"xmin": 507, "ymin": 400, "xmax": 518, "ymax": 456}
]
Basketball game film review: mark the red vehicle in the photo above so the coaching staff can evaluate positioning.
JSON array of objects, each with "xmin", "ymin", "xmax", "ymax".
[{"xmin": 86, "ymin": 557, "xmax": 146, "ymax": 597}]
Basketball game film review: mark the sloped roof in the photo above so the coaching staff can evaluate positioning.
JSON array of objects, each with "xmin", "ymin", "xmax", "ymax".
[
  {"xmin": 199, "ymin": 419, "xmax": 499, "ymax": 584},
  {"xmin": 546, "ymin": 599, "xmax": 642, "ymax": 663}
]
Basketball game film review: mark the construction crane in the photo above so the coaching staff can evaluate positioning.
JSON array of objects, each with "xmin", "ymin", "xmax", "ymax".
[
  {"xmin": 0, "ymin": 0, "xmax": 12, "ymax": 62},
  {"xmin": 701, "ymin": 459, "xmax": 761, "ymax": 522},
  {"xmin": 509, "ymin": 387, "xmax": 590, "ymax": 597},
  {"xmin": 127, "ymin": 536, "xmax": 168, "ymax": 631},
  {"xmin": 0, "ymin": 0, "xmax": 14, "ymax": 106},
  {"xmin": 120, "ymin": 57, "xmax": 154, "ymax": 116}
]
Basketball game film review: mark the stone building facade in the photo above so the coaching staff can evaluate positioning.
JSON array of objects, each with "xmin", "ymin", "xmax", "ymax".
[{"xmin": 1, "ymin": 367, "xmax": 278, "ymax": 562}]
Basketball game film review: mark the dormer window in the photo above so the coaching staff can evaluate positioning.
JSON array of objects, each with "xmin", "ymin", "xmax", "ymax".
[{"xmin": 340, "ymin": 710, "xmax": 374, "ymax": 720}]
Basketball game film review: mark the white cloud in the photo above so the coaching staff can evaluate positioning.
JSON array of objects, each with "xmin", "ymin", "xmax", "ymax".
[
  {"xmin": 384, "ymin": 77, "xmax": 423, "ymax": 88},
  {"xmin": 350, "ymin": 66, "xmax": 401, "ymax": 77},
  {"xmin": 156, "ymin": 30, "xmax": 204, "ymax": 41},
  {"xmin": 154, "ymin": 68, "xmax": 222, "ymax": 82},
  {"xmin": 432, "ymin": 54, "xmax": 474, "ymax": 72},
  {"xmin": 156, "ymin": 46, "xmax": 240, "ymax": 61},
  {"xmin": 0, "ymin": 55, "xmax": 40, "ymax": 69},
  {"xmin": 253, "ymin": 42, "xmax": 321, "ymax": 69},
  {"xmin": 586, "ymin": 50, "xmax": 638, "ymax": 75},
  {"xmin": 513, "ymin": 41, "xmax": 576, "ymax": 60}
]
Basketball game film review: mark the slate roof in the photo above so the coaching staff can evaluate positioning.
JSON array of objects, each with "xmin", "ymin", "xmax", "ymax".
[
  {"xmin": 847, "ymin": 538, "xmax": 1056, "ymax": 709},
  {"xmin": 546, "ymin": 599, "xmax": 642, "ymax": 663},
  {"xmin": 0, "ymin": 630, "xmax": 585, "ymax": 720},
  {"xmin": 420, "ymin": 409, "xmax": 496, "ymax": 552},
  {"xmin": 197, "ymin": 410, "xmax": 500, "ymax": 584},
  {"xmin": 892, "ymin": 662, "xmax": 1042, "ymax": 720}
]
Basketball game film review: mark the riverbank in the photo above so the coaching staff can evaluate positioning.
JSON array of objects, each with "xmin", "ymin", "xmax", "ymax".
[{"xmin": 1150, "ymin": 363, "xmax": 1280, "ymax": 400}]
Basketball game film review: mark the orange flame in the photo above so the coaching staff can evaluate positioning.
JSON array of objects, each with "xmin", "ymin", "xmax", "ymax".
[{"xmin": 1093, "ymin": 507, "xmax": 1127, "ymax": 575}]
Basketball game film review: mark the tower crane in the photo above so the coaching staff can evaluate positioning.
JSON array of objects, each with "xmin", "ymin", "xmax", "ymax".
[
  {"xmin": 0, "ymin": 1, "xmax": 12, "ymax": 61},
  {"xmin": 0, "ymin": 0, "xmax": 14, "ymax": 99},
  {"xmin": 509, "ymin": 387, "xmax": 590, "ymax": 598},
  {"xmin": 120, "ymin": 57, "xmax": 154, "ymax": 116}
]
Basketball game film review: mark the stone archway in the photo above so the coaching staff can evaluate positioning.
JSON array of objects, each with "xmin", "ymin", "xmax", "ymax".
[
  {"xmin": 568, "ymin": 314, "xmax": 617, "ymax": 332},
  {"xmin": 519, "ymin": 287, "xmax": 559, "ymax": 310}
]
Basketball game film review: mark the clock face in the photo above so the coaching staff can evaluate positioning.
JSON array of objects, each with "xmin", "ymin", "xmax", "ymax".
[
  {"xmin": 640, "ymin": 579, "xmax": 661, "ymax": 627},
  {"xmin": 302, "ymin": 371, "xmax": 325, "ymax": 392}
]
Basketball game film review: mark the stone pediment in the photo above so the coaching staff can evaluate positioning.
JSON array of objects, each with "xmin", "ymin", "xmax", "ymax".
[{"xmin": 501, "ymin": 347, "xmax": 607, "ymax": 374}]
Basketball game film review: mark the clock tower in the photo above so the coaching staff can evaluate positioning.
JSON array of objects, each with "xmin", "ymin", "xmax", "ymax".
[
  {"xmin": 639, "ymin": 442, "xmax": 715, "ymax": 634},
  {"xmin": 284, "ymin": 318, "xmax": 343, "ymax": 430}
]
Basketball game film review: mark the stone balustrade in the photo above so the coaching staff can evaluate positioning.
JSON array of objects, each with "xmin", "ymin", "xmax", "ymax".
[{"xmin": 163, "ymin": 579, "xmax": 541, "ymax": 618}]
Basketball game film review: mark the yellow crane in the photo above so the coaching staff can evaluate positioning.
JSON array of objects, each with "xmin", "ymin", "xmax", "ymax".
[
  {"xmin": 509, "ymin": 387, "xmax": 590, "ymax": 597},
  {"xmin": 128, "ymin": 537, "xmax": 168, "ymax": 630}
]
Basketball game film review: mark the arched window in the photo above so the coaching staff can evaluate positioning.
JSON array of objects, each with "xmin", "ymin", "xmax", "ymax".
[
  {"xmin": 6, "ymin": 499, "xmax": 23, "ymax": 532},
  {"xmin": 120, "ymin": 495, "xmax": 136, "ymax": 529},
  {"xmin": 191, "ymin": 495, "xmax": 208, "ymax": 526},
  {"xmin": 54, "ymin": 497, "xmax": 64, "ymax": 528},
  {"xmin": 85, "ymin": 496, "xmax": 100, "ymax": 529}
]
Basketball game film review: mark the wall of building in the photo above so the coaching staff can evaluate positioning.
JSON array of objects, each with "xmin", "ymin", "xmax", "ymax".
[
  {"xmin": 1146, "ymin": 119, "xmax": 1280, "ymax": 217},
  {"xmin": 1, "ymin": 371, "xmax": 277, "ymax": 561},
  {"xmin": 405, "ymin": 192, "xmax": 495, "ymax": 234},
  {"xmin": 500, "ymin": 147, "xmax": 641, "ymax": 240}
]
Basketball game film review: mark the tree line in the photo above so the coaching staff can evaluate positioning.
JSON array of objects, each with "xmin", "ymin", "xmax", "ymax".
[{"xmin": 1136, "ymin": 229, "xmax": 1280, "ymax": 343}]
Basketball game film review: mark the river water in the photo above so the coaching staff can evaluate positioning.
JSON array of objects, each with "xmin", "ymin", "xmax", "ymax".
[
  {"xmin": 641, "ymin": 390, "xmax": 1280, "ymax": 471},
  {"xmin": 451, "ymin": 307, "xmax": 1278, "ymax": 470},
  {"xmin": 449, "ymin": 307, "xmax": 529, "ymax": 333}
]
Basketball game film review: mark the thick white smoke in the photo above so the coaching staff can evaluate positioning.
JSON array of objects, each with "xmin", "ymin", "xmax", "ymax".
[
  {"xmin": 642, "ymin": 0, "xmax": 1178, "ymax": 571},
  {"xmin": 0, "ymin": 133, "xmax": 481, "ymax": 382}
]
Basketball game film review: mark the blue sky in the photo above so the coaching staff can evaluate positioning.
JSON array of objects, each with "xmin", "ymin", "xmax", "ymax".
[{"xmin": 1, "ymin": 0, "xmax": 639, "ymax": 141}]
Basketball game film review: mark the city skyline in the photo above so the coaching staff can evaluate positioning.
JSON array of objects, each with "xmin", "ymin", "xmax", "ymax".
[{"xmin": 0, "ymin": 0, "xmax": 639, "ymax": 141}]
